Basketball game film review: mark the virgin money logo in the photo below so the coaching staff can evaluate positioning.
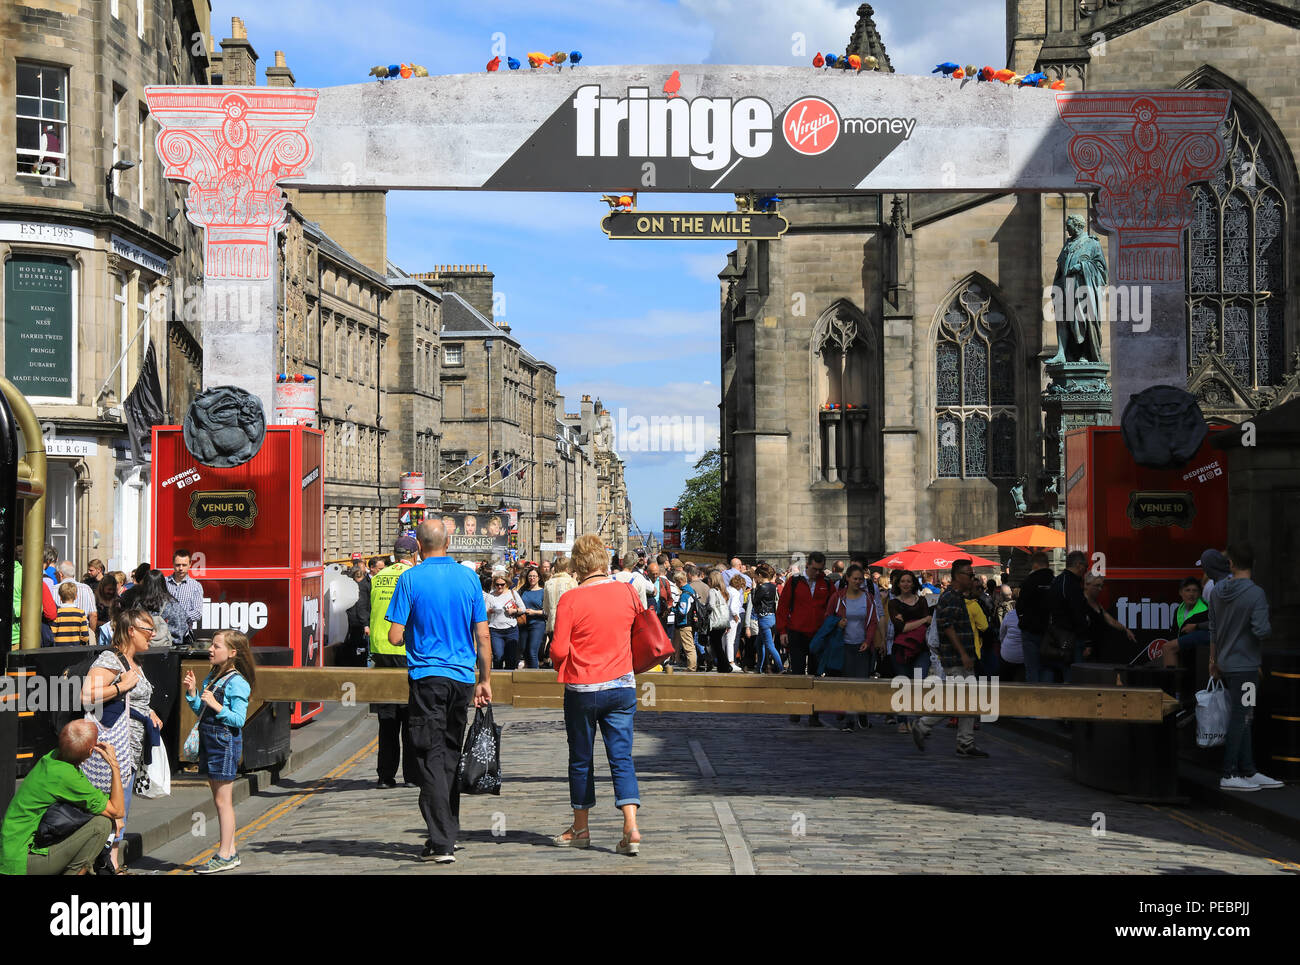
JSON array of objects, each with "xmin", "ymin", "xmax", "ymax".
[{"xmin": 783, "ymin": 97, "xmax": 839, "ymax": 155}]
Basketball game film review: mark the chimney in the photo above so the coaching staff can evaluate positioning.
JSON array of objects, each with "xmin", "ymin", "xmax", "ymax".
[
  {"xmin": 220, "ymin": 17, "xmax": 259, "ymax": 87},
  {"xmin": 266, "ymin": 50, "xmax": 296, "ymax": 88}
]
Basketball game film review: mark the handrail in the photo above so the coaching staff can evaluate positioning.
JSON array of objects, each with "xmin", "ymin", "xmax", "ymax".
[{"xmin": 0, "ymin": 377, "xmax": 47, "ymax": 650}]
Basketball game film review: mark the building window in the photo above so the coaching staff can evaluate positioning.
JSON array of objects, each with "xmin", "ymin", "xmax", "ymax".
[
  {"xmin": 111, "ymin": 86, "xmax": 125, "ymax": 195},
  {"xmin": 114, "ymin": 274, "xmax": 130, "ymax": 402},
  {"xmin": 1186, "ymin": 101, "xmax": 1290, "ymax": 390},
  {"xmin": 444, "ymin": 344, "xmax": 463, "ymax": 366},
  {"xmin": 16, "ymin": 64, "xmax": 69, "ymax": 180},
  {"xmin": 138, "ymin": 106, "xmax": 148, "ymax": 207},
  {"xmin": 934, "ymin": 280, "xmax": 1017, "ymax": 479},
  {"xmin": 111, "ymin": 0, "xmax": 119, "ymax": 17},
  {"xmin": 137, "ymin": 0, "xmax": 145, "ymax": 38}
]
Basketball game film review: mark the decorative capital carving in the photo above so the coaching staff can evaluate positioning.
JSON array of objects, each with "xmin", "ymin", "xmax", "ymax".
[
  {"xmin": 1056, "ymin": 92, "xmax": 1230, "ymax": 283},
  {"xmin": 145, "ymin": 86, "xmax": 319, "ymax": 279}
]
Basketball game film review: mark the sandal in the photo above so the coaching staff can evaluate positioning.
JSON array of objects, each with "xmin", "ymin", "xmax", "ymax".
[
  {"xmin": 551, "ymin": 826, "xmax": 591, "ymax": 848},
  {"xmin": 616, "ymin": 834, "xmax": 641, "ymax": 856}
]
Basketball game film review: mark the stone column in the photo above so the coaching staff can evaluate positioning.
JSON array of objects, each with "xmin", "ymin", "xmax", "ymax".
[
  {"xmin": 144, "ymin": 86, "xmax": 318, "ymax": 415},
  {"xmin": 1057, "ymin": 92, "xmax": 1229, "ymax": 420}
]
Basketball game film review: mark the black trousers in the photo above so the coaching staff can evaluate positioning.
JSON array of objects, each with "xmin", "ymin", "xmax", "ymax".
[
  {"xmin": 786, "ymin": 629, "xmax": 814, "ymax": 676},
  {"xmin": 708, "ymin": 627, "xmax": 731, "ymax": 672},
  {"xmin": 407, "ymin": 674, "xmax": 474, "ymax": 854},
  {"xmin": 372, "ymin": 653, "xmax": 415, "ymax": 784}
]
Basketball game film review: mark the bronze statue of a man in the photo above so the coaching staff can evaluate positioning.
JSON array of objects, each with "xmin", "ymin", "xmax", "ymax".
[{"xmin": 1048, "ymin": 215, "xmax": 1107, "ymax": 364}]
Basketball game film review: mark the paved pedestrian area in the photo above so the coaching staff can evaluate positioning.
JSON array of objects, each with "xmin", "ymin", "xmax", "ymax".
[{"xmin": 137, "ymin": 707, "xmax": 1300, "ymax": 874}]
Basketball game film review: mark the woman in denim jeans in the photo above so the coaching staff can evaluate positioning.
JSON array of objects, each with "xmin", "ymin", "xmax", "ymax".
[
  {"xmin": 752, "ymin": 564, "xmax": 782, "ymax": 673},
  {"xmin": 548, "ymin": 534, "xmax": 643, "ymax": 855}
]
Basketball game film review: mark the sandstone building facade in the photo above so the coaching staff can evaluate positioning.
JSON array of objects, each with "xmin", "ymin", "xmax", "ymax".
[
  {"xmin": 721, "ymin": 0, "xmax": 1299, "ymax": 562},
  {"xmin": 0, "ymin": 0, "xmax": 211, "ymax": 572}
]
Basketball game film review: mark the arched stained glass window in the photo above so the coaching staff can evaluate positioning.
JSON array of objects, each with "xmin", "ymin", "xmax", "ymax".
[
  {"xmin": 1186, "ymin": 100, "xmax": 1290, "ymax": 389},
  {"xmin": 934, "ymin": 279, "xmax": 1017, "ymax": 479}
]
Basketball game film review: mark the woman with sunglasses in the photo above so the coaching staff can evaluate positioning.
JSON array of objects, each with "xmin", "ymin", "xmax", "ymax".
[
  {"xmin": 78, "ymin": 607, "xmax": 165, "ymax": 872},
  {"xmin": 484, "ymin": 575, "xmax": 524, "ymax": 669}
]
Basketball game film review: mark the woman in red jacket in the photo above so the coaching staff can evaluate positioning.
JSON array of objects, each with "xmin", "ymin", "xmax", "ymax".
[{"xmin": 549, "ymin": 533, "xmax": 643, "ymax": 856}]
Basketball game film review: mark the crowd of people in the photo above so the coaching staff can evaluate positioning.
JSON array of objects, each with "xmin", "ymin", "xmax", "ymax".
[
  {"xmin": 2, "ymin": 530, "xmax": 1277, "ymax": 874},
  {"xmin": 9, "ymin": 545, "xmax": 204, "ymax": 652}
]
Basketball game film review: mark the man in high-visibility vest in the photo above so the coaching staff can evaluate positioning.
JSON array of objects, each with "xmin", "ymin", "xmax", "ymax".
[{"xmin": 370, "ymin": 535, "xmax": 421, "ymax": 788}]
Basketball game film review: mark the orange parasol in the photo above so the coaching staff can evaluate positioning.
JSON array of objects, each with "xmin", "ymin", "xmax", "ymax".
[{"xmin": 959, "ymin": 525, "xmax": 1065, "ymax": 552}]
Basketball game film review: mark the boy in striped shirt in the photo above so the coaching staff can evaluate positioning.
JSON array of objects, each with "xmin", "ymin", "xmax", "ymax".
[{"xmin": 52, "ymin": 582, "xmax": 90, "ymax": 646}]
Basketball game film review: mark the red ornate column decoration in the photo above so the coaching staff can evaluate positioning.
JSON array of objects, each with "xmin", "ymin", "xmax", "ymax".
[
  {"xmin": 1056, "ymin": 92, "xmax": 1229, "ymax": 283},
  {"xmin": 144, "ymin": 86, "xmax": 319, "ymax": 279}
]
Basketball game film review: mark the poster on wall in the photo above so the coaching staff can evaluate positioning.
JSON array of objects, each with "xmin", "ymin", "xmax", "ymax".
[
  {"xmin": 4, "ymin": 256, "xmax": 73, "ymax": 399},
  {"xmin": 440, "ymin": 512, "xmax": 510, "ymax": 555}
]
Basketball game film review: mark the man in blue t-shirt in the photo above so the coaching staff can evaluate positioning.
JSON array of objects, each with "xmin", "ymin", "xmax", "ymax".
[{"xmin": 386, "ymin": 519, "xmax": 491, "ymax": 864}]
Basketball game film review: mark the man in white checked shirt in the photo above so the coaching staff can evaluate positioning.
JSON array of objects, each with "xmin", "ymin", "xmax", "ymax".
[{"xmin": 165, "ymin": 549, "xmax": 204, "ymax": 641}]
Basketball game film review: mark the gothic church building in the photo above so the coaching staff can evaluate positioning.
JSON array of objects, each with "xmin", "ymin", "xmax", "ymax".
[{"xmin": 720, "ymin": 1, "xmax": 1299, "ymax": 559}]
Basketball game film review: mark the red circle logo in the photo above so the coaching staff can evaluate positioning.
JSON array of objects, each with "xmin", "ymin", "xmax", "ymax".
[{"xmin": 783, "ymin": 97, "xmax": 840, "ymax": 155}]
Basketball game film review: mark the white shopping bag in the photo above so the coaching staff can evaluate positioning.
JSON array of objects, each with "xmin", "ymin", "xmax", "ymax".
[
  {"xmin": 135, "ymin": 735, "xmax": 172, "ymax": 799},
  {"xmin": 1195, "ymin": 678, "xmax": 1228, "ymax": 749}
]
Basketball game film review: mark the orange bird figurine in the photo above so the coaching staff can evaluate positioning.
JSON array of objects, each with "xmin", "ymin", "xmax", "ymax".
[
  {"xmin": 663, "ymin": 70, "xmax": 682, "ymax": 98},
  {"xmin": 399, "ymin": 63, "xmax": 412, "ymax": 79},
  {"xmin": 486, "ymin": 56, "xmax": 500, "ymax": 72},
  {"xmin": 813, "ymin": 52, "xmax": 824, "ymax": 68},
  {"xmin": 952, "ymin": 67, "xmax": 965, "ymax": 79},
  {"xmin": 993, "ymin": 68, "xmax": 1015, "ymax": 83},
  {"xmin": 848, "ymin": 54, "xmax": 861, "ymax": 71},
  {"xmin": 1050, "ymin": 79, "xmax": 1065, "ymax": 90}
]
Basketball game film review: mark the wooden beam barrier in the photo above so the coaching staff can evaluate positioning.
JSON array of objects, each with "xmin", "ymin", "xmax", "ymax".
[{"xmin": 252, "ymin": 669, "xmax": 1178, "ymax": 722}]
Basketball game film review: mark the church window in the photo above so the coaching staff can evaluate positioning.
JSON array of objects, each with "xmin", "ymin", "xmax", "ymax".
[
  {"xmin": 934, "ymin": 280, "xmax": 1017, "ymax": 479},
  {"xmin": 1187, "ymin": 101, "xmax": 1289, "ymax": 389}
]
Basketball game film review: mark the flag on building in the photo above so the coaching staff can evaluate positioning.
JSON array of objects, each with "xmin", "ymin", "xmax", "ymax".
[{"xmin": 124, "ymin": 340, "xmax": 168, "ymax": 463}]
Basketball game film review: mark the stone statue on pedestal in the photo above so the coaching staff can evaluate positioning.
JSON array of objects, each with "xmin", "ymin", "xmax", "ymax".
[{"xmin": 1048, "ymin": 215, "xmax": 1107, "ymax": 364}]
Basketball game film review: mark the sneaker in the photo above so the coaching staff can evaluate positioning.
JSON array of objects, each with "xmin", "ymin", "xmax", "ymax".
[
  {"xmin": 195, "ymin": 853, "xmax": 240, "ymax": 874},
  {"xmin": 908, "ymin": 720, "xmax": 928, "ymax": 752},
  {"xmin": 956, "ymin": 745, "xmax": 990, "ymax": 759},
  {"xmin": 376, "ymin": 779, "xmax": 397, "ymax": 789},
  {"xmin": 839, "ymin": 718, "xmax": 856, "ymax": 732},
  {"xmin": 1219, "ymin": 776, "xmax": 1259, "ymax": 792},
  {"xmin": 731, "ymin": 663, "xmax": 745, "ymax": 674},
  {"xmin": 420, "ymin": 846, "xmax": 456, "ymax": 862},
  {"xmin": 1244, "ymin": 772, "xmax": 1284, "ymax": 789}
]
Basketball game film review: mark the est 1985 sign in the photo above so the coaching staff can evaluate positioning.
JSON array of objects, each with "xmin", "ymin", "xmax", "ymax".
[{"xmin": 601, "ymin": 210, "xmax": 789, "ymax": 240}]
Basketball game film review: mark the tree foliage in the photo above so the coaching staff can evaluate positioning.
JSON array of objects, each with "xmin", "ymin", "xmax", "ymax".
[{"xmin": 677, "ymin": 448, "xmax": 722, "ymax": 552}]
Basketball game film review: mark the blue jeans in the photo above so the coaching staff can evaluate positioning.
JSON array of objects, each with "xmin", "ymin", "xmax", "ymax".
[
  {"xmin": 563, "ymin": 687, "xmax": 640, "ymax": 811},
  {"xmin": 113, "ymin": 770, "xmax": 134, "ymax": 844},
  {"xmin": 489, "ymin": 626, "xmax": 519, "ymax": 668},
  {"xmin": 1220, "ymin": 669, "xmax": 1258, "ymax": 779},
  {"xmin": 757, "ymin": 614, "xmax": 782, "ymax": 672},
  {"xmin": 521, "ymin": 619, "xmax": 546, "ymax": 668},
  {"xmin": 1020, "ymin": 631, "xmax": 1043, "ymax": 683}
]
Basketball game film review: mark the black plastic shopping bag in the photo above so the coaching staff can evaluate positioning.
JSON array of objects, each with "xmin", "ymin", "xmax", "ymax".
[{"xmin": 458, "ymin": 705, "xmax": 502, "ymax": 795}]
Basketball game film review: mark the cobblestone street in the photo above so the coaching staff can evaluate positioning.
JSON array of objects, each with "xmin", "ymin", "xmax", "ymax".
[{"xmin": 138, "ymin": 708, "xmax": 1300, "ymax": 875}]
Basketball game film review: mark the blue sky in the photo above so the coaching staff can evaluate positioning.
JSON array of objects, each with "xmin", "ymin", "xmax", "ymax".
[{"xmin": 211, "ymin": 0, "xmax": 1006, "ymax": 533}]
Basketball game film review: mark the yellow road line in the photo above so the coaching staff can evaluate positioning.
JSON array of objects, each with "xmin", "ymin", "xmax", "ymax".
[
  {"xmin": 1145, "ymin": 803, "xmax": 1298, "ymax": 869},
  {"xmin": 172, "ymin": 736, "xmax": 378, "ymax": 873},
  {"xmin": 984, "ymin": 728, "xmax": 1067, "ymax": 768}
]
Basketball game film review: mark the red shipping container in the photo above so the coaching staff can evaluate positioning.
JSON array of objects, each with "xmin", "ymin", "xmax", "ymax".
[{"xmin": 152, "ymin": 425, "xmax": 325, "ymax": 723}]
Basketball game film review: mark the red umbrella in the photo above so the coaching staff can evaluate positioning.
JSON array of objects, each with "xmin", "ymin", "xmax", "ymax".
[{"xmin": 871, "ymin": 540, "xmax": 998, "ymax": 570}]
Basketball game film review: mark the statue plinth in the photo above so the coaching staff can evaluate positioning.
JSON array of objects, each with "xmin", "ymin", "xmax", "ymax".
[{"xmin": 1041, "ymin": 360, "xmax": 1112, "ymax": 523}]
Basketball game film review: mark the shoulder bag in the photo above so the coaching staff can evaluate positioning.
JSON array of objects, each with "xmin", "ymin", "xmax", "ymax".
[{"xmin": 626, "ymin": 582, "xmax": 674, "ymax": 673}]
